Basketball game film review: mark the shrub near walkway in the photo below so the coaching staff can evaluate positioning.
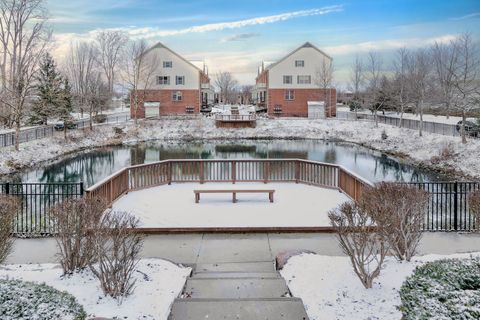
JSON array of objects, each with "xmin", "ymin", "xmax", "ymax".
[
  {"xmin": 0, "ymin": 279, "xmax": 86, "ymax": 320},
  {"xmin": 400, "ymin": 257, "xmax": 480, "ymax": 319}
]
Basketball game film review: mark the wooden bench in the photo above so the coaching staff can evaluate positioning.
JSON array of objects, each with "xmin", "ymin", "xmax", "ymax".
[{"xmin": 194, "ymin": 189, "xmax": 275, "ymax": 203}]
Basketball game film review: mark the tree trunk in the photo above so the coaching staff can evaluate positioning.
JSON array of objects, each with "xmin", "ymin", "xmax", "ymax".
[
  {"xmin": 89, "ymin": 109, "xmax": 93, "ymax": 130},
  {"xmin": 419, "ymin": 101, "xmax": 423, "ymax": 137},
  {"xmin": 461, "ymin": 111, "xmax": 467, "ymax": 144},
  {"xmin": 15, "ymin": 122, "xmax": 20, "ymax": 151}
]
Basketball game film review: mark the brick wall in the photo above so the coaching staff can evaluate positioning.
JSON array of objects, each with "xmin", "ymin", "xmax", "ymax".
[
  {"xmin": 130, "ymin": 89, "xmax": 200, "ymax": 118},
  {"xmin": 267, "ymin": 88, "xmax": 336, "ymax": 117}
]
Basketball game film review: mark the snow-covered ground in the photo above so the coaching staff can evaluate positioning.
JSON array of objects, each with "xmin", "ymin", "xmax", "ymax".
[
  {"xmin": 112, "ymin": 183, "xmax": 348, "ymax": 228},
  {"xmin": 337, "ymin": 106, "xmax": 477, "ymax": 125},
  {"xmin": 1, "ymin": 117, "xmax": 479, "ymax": 179},
  {"xmin": 0, "ymin": 259, "xmax": 191, "ymax": 319},
  {"xmin": 280, "ymin": 252, "xmax": 480, "ymax": 320}
]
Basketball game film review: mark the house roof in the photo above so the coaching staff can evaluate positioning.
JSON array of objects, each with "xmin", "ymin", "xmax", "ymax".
[
  {"xmin": 143, "ymin": 42, "xmax": 204, "ymax": 73},
  {"xmin": 265, "ymin": 42, "xmax": 333, "ymax": 71}
]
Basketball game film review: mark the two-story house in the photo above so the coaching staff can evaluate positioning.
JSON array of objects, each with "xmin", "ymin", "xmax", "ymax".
[
  {"xmin": 254, "ymin": 42, "xmax": 336, "ymax": 118},
  {"xmin": 131, "ymin": 42, "xmax": 213, "ymax": 118}
]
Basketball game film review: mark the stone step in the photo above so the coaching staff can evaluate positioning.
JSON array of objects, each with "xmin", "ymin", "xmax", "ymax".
[
  {"xmin": 192, "ymin": 271, "xmax": 281, "ymax": 279},
  {"xmin": 168, "ymin": 298, "xmax": 309, "ymax": 320},
  {"xmin": 182, "ymin": 278, "xmax": 290, "ymax": 299},
  {"xmin": 194, "ymin": 261, "xmax": 275, "ymax": 273}
]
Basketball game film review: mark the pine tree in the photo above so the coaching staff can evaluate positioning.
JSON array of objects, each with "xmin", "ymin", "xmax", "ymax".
[{"xmin": 31, "ymin": 53, "xmax": 64, "ymax": 125}]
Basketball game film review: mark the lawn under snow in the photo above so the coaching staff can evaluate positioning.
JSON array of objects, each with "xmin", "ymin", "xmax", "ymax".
[
  {"xmin": 280, "ymin": 252, "xmax": 480, "ymax": 320},
  {"xmin": 112, "ymin": 183, "xmax": 348, "ymax": 228},
  {"xmin": 0, "ymin": 259, "xmax": 191, "ymax": 320}
]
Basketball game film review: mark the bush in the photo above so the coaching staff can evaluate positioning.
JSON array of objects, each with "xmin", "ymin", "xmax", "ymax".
[
  {"xmin": 381, "ymin": 129, "xmax": 388, "ymax": 140},
  {"xmin": 0, "ymin": 195, "xmax": 19, "ymax": 264},
  {"xmin": 469, "ymin": 190, "xmax": 480, "ymax": 232},
  {"xmin": 50, "ymin": 197, "xmax": 106, "ymax": 274},
  {"xmin": 329, "ymin": 201, "xmax": 389, "ymax": 289},
  {"xmin": 362, "ymin": 183, "xmax": 429, "ymax": 261},
  {"xmin": 90, "ymin": 211, "xmax": 144, "ymax": 300},
  {"xmin": 0, "ymin": 279, "xmax": 86, "ymax": 320},
  {"xmin": 400, "ymin": 257, "xmax": 480, "ymax": 319}
]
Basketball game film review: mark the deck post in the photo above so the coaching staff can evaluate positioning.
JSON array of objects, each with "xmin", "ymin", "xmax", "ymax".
[
  {"xmin": 295, "ymin": 161, "xmax": 300, "ymax": 183},
  {"xmin": 200, "ymin": 162, "xmax": 204, "ymax": 184},
  {"xmin": 232, "ymin": 161, "xmax": 236, "ymax": 184},
  {"xmin": 168, "ymin": 162, "xmax": 172, "ymax": 185},
  {"xmin": 264, "ymin": 161, "xmax": 269, "ymax": 184}
]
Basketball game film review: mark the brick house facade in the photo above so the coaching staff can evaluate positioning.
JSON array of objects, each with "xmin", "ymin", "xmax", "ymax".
[
  {"xmin": 130, "ymin": 42, "xmax": 213, "ymax": 118},
  {"xmin": 254, "ymin": 42, "xmax": 336, "ymax": 118}
]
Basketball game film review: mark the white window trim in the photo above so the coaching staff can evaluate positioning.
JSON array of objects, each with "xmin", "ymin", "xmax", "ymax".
[
  {"xmin": 285, "ymin": 90, "xmax": 295, "ymax": 100},
  {"xmin": 297, "ymin": 75, "xmax": 311, "ymax": 84},
  {"xmin": 295, "ymin": 60, "xmax": 305, "ymax": 67},
  {"xmin": 283, "ymin": 75, "xmax": 293, "ymax": 84},
  {"xmin": 157, "ymin": 76, "xmax": 170, "ymax": 85},
  {"xmin": 172, "ymin": 91, "xmax": 183, "ymax": 101},
  {"xmin": 176, "ymin": 76, "xmax": 185, "ymax": 85},
  {"xmin": 163, "ymin": 61, "xmax": 172, "ymax": 68}
]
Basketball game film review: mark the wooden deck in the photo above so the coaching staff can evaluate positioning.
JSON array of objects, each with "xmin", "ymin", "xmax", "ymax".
[{"xmin": 215, "ymin": 114, "xmax": 257, "ymax": 128}]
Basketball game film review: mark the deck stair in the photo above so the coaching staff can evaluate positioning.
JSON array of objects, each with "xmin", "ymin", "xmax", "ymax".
[{"xmin": 168, "ymin": 261, "xmax": 309, "ymax": 319}]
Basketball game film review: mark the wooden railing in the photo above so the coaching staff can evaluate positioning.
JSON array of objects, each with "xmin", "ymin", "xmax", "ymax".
[
  {"xmin": 214, "ymin": 114, "xmax": 257, "ymax": 122},
  {"xmin": 85, "ymin": 159, "xmax": 373, "ymax": 206}
]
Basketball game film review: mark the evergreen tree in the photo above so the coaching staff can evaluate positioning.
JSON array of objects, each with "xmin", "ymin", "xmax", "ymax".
[{"xmin": 30, "ymin": 53, "xmax": 63, "ymax": 125}]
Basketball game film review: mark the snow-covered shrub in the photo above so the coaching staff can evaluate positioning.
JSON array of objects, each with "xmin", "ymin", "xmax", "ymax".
[
  {"xmin": 90, "ymin": 211, "xmax": 144, "ymax": 300},
  {"xmin": 328, "ymin": 201, "xmax": 389, "ymax": 289},
  {"xmin": 0, "ymin": 279, "xmax": 86, "ymax": 320},
  {"xmin": 50, "ymin": 197, "xmax": 106, "ymax": 274},
  {"xmin": 431, "ymin": 142, "xmax": 456, "ymax": 163},
  {"xmin": 0, "ymin": 195, "xmax": 18, "ymax": 264},
  {"xmin": 399, "ymin": 257, "xmax": 480, "ymax": 319},
  {"xmin": 362, "ymin": 183, "xmax": 429, "ymax": 261},
  {"xmin": 469, "ymin": 190, "xmax": 480, "ymax": 232},
  {"xmin": 381, "ymin": 129, "xmax": 388, "ymax": 140}
]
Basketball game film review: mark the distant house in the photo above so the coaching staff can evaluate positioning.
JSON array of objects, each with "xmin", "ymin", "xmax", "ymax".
[
  {"xmin": 131, "ymin": 42, "xmax": 214, "ymax": 118},
  {"xmin": 253, "ymin": 42, "xmax": 336, "ymax": 118}
]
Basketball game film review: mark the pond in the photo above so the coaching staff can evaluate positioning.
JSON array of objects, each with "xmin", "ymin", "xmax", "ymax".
[{"xmin": 4, "ymin": 139, "xmax": 450, "ymax": 186}]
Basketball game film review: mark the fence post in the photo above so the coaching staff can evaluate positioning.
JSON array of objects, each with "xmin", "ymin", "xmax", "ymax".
[
  {"xmin": 80, "ymin": 182, "xmax": 84, "ymax": 196},
  {"xmin": 232, "ymin": 161, "xmax": 236, "ymax": 184},
  {"xmin": 454, "ymin": 181, "xmax": 458, "ymax": 231},
  {"xmin": 5, "ymin": 182, "xmax": 9, "ymax": 194}
]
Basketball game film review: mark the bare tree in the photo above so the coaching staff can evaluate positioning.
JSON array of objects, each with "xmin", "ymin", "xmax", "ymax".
[
  {"xmin": 96, "ymin": 30, "xmax": 128, "ymax": 99},
  {"xmin": 392, "ymin": 48, "xmax": 412, "ymax": 127},
  {"xmin": 64, "ymin": 42, "xmax": 99, "ymax": 119},
  {"xmin": 215, "ymin": 71, "xmax": 238, "ymax": 104},
  {"xmin": 407, "ymin": 49, "xmax": 432, "ymax": 137},
  {"xmin": 240, "ymin": 85, "xmax": 253, "ymax": 105},
  {"xmin": 431, "ymin": 41, "xmax": 458, "ymax": 119},
  {"xmin": 123, "ymin": 39, "xmax": 158, "ymax": 125},
  {"xmin": 315, "ymin": 57, "xmax": 334, "ymax": 117},
  {"xmin": 365, "ymin": 51, "xmax": 383, "ymax": 127},
  {"xmin": 329, "ymin": 201, "xmax": 389, "ymax": 289},
  {"xmin": 90, "ymin": 211, "xmax": 144, "ymax": 301},
  {"xmin": 362, "ymin": 183, "xmax": 429, "ymax": 262},
  {"xmin": 450, "ymin": 33, "xmax": 480, "ymax": 144},
  {"xmin": 0, "ymin": 0, "xmax": 50, "ymax": 150},
  {"xmin": 0, "ymin": 195, "xmax": 18, "ymax": 264},
  {"xmin": 468, "ymin": 190, "xmax": 480, "ymax": 232},
  {"xmin": 85, "ymin": 71, "xmax": 109, "ymax": 129},
  {"xmin": 349, "ymin": 54, "xmax": 364, "ymax": 119},
  {"xmin": 50, "ymin": 197, "xmax": 106, "ymax": 275}
]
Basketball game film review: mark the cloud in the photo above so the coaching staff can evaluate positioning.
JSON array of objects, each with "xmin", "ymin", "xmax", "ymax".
[
  {"xmin": 221, "ymin": 33, "xmax": 260, "ymax": 42},
  {"xmin": 324, "ymin": 34, "xmax": 459, "ymax": 56},
  {"xmin": 449, "ymin": 12, "xmax": 480, "ymax": 21},
  {"xmin": 126, "ymin": 5, "xmax": 343, "ymax": 38}
]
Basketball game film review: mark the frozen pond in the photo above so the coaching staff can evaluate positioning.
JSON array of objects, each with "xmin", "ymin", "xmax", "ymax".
[{"xmin": 4, "ymin": 139, "xmax": 450, "ymax": 186}]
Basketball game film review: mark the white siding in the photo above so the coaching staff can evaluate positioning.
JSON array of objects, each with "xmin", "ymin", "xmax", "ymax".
[
  {"xmin": 142, "ymin": 46, "xmax": 200, "ymax": 90},
  {"xmin": 268, "ymin": 47, "xmax": 331, "ymax": 89}
]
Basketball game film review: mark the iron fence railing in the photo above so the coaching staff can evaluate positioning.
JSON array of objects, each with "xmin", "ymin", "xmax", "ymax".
[
  {"xmin": 336, "ymin": 111, "xmax": 478, "ymax": 138},
  {"xmin": 0, "ymin": 114, "xmax": 130, "ymax": 148},
  {"xmin": 0, "ymin": 182, "xmax": 84, "ymax": 235}
]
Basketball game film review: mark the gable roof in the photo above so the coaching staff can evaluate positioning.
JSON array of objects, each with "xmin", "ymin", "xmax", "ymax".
[
  {"xmin": 143, "ymin": 42, "xmax": 203, "ymax": 72},
  {"xmin": 266, "ymin": 42, "xmax": 332, "ymax": 71}
]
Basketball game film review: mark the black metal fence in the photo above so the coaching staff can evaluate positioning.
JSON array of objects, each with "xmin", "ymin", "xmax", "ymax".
[
  {"xmin": 0, "ymin": 182, "xmax": 84, "ymax": 235},
  {"xmin": 336, "ymin": 111, "xmax": 473, "ymax": 138},
  {"xmin": 0, "ymin": 181, "xmax": 478, "ymax": 236}
]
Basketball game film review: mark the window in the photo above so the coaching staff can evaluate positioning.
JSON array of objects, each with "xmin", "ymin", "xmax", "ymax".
[
  {"xmin": 295, "ymin": 60, "xmax": 305, "ymax": 67},
  {"xmin": 297, "ymin": 75, "xmax": 311, "ymax": 84},
  {"xmin": 176, "ymin": 76, "xmax": 185, "ymax": 85},
  {"xmin": 284, "ymin": 90, "xmax": 294, "ymax": 100},
  {"xmin": 157, "ymin": 76, "xmax": 170, "ymax": 85},
  {"xmin": 163, "ymin": 61, "xmax": 172, "ymax": 68},
  {"xmin": 172, "ymin": 91, "xmax": 183, "ymax": 101},
  {"xmin": 283, "ymin": 75, "xmax": 293, "ymax": 84}
]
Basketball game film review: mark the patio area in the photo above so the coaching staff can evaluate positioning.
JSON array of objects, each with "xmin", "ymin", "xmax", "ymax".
[{"xmin": 111, "ymin": 182, "xmax": 349, "ymax": 229}]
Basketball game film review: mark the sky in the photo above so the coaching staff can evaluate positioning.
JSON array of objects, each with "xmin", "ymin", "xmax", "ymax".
[{"xmin": 47, "ymin": 0, "xmax": 480, "ymax": 88}]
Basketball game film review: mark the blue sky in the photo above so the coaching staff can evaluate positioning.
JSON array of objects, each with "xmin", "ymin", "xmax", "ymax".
[{"xmin": 48, "ymin": 0, "xmax": 480, "ymax": 86}]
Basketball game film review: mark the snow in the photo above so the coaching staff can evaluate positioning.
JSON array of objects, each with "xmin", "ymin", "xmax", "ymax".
[
  {"xmin": 280, "ymin": 252, "xmax": 480, "ymax": 320},
  {"xmin": 0, "ymin": 259, "xmax": 191, "ymax": 320},
  {"xmin": 1, "ymin": 117, "xmax": 479, "ymax": 179},
  {"xmin": 337, "ymin": 106, "xmax": 477, "ymax": 125},
  {"xmin": 112, "ymin": 182, "xmax": 349, "ymax": 228}
]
